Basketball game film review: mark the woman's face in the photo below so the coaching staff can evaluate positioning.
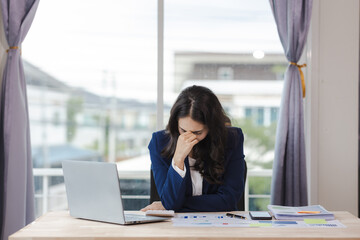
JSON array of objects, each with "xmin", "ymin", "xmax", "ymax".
[{"xmin": 178, "ymin": 116, "xmax": 209, "ymax": 142}]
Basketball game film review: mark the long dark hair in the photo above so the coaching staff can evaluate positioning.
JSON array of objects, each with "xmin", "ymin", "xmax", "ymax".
[{"xmin": 162, "ymin": 85, "xmax": 228, "ymax": 184}]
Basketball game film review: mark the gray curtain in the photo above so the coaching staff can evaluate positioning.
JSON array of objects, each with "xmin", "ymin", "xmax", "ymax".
[
  {"xmin": 270, "ymin": 0, "xmax": 312, "ymax": 206},
  {"xmin": 0, "ymin": 1, "xmax": 39, "ymax": 239}
]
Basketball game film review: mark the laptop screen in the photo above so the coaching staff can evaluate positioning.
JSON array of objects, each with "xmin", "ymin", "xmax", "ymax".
[{"xmin": 62, "ymin": 160, "xmax": 126, "ymax": 224}]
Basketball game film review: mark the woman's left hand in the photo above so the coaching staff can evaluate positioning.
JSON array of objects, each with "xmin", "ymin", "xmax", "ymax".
[{"xmin": 140, "ymin": 201, "xmax": 165, "ymax": 212}]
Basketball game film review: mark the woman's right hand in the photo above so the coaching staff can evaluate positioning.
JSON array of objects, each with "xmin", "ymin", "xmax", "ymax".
[
  {"xmin": 173, "ymin": 131, "xmax": 199, "ymax": 170},
  {"xmin": 140, "ymin": 201, "xmax": 165, "ymax": 212}
]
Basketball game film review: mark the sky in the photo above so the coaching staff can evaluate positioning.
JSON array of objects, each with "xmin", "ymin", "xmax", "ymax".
[{"xmin": 23, "ymin": 0, "xmax": 283, "ymax": 102}]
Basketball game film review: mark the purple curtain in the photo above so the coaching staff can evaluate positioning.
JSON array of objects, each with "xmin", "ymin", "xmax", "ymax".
[
  {"xmin": 0, "ymin": 1, "xmax": 39, "ymax": 239},
  {"xmin": 269, "ymin": 0, "xmax": 313, "ymax": 206}
]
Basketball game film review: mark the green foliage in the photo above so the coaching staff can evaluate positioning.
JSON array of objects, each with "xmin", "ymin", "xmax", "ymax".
[
  {"xmin": 231, "ymin": 118, "xmax": 277, "ymax": 169},
  {"xmin": 231, "ymin": 117, "xmax": 276, "ymax": 210},
  {"xmin": 248, "ymin": 176, "xmax": 271, "ymax": 195},
  {"xmin": 66, "ymin": 97, "xmax": 83, "ymax": 142},
  {"xmin": 85, "ymin": 113, "xmax": 110, "ymax": 158},
  {"xmin": 91, "ymin": 114, "xmax": 102, "ymax": 125},
  {"xmin": 271, "ymin": 64, "xmax": 287, "ymax": 79},
  {"xmin": 85, "ymin": 139, "xmax": 99, "ymax": 151},
  {"xmin": 248, "ymin": 177, "xmax": 272, "ymax": 210},
  {"xmin": 235, "ymin": 118, "xmax": 276, "ymax": 154},
  {"xmin": 249, "ymin": 198, "xmax": 271, "ymax": 211},
  {"xmin": 271, "ymin": 64, "xmax": 287, "ymax": 74}
]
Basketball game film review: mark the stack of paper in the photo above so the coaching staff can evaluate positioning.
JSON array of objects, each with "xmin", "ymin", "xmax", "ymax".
[{"xmin": 268, "ymin": 205, "xmax": 335, "ymax": 220}]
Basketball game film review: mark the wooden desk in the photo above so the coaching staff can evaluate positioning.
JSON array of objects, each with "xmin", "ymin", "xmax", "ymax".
[{"xmin": 9, "ymin": 211, "xmax": 360, "ymax": 240}]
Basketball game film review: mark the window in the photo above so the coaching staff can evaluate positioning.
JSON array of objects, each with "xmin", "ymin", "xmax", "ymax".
[
  {"xmin": 256, "ymin": 108, "xmax": 265, "ymax": 126},
  {"xmin": 24, "ymin": 0, "xmax": 285, "ymax": 216},
  {"xmin": 218, "ymin": 67, "xmax": 234, "ymax": 80},
  {"xmin": 164, "ymin": 0, "xmax": 285, "ymax": 210},
  {"xmin": 270, "ymin": 107, "xmax": 279, "ymax": 123},
  {"xmin": 245, "ymin": 107, "xmax": 252, "ymax": 118},
  {"xmin": 24, "ymin": 0, "xmax": 157, "ymax": 216}
]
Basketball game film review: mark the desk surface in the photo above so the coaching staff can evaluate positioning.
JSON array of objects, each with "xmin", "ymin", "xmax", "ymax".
[{"xmin": 9, "ymin": 211, "xmax": 360, "ymax": 240}]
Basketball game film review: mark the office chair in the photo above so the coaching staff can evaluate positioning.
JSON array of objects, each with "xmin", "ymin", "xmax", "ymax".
[
  {"xmin": 237, "ymin": 160, "xmax": 247, "ymax": 211},
  {"xmin": 150, "ymin": 160, "xmax": 247, "ymax": 211},
  {"xmin": 150, "ymin": 168, "xmax": 161, "ymax": 204}
]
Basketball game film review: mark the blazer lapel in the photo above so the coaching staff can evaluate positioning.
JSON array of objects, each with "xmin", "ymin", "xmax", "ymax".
[{"xmin": 202, "ymin": 178, "xmax": 209, "ymax": 194}]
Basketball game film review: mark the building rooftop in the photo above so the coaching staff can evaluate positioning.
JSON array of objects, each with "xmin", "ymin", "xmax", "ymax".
[{"xmin": 182, "ymin": 79, "xmax": 283, "ymax": 96}]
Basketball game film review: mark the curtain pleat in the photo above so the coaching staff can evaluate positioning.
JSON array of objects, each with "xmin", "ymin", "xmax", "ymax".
[
  {"xmin": 0, "ymin": 1, "xmax": 39, "ymax": 239},
  {"xmin": 269, "ymin": 0, "xmax": 313, "ymax": 206}
]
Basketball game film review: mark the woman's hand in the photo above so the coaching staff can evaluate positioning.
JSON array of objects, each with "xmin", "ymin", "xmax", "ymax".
[
  {"xmin": 173, "ymin": 131, "xmax": 199, "ymax": 170},
  {"xmin": 140, "ymin": 201, "xmax": 165, "ymax": 212}
]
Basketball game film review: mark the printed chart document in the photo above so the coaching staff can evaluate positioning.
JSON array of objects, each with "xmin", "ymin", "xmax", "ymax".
[
  {"xmin": 268, "ymin": 205, "xmax": 335, "ymax": 220},
  {"xmin": 172, "ymin": 213, "xmax": 344, "ymax": 228}
]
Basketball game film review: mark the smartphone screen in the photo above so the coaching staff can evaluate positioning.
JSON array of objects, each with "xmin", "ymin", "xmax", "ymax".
[{"xmin": 249, "ymin": 211, "xmax": 272, "ymax": 220}]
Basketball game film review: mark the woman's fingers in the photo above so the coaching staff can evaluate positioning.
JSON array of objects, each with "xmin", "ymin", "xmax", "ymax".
[
  {"xmin": 173, "ymin": 131, "xmax": 199, "ymax": 167},
  {"xmin": 180, "ymin": 132, "xmax": 197, "ymax": 143},
  {"xmin": 140, "ymin": 201, "xmax": 165, "ymax": 211},
  {"xmin": 186, "ymin": 134, "xmax": 197, "ymax": 143},
  {"xmin": 190, "ymin": 138, "xmax": 199, "ymax": 146},
  {"xmin": 178, "ymin": 133, "xmax": 197, "ymax": 153}
]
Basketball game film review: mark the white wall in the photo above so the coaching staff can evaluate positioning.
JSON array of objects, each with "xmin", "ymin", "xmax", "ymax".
[{"xmin": 307, "ymin": 0, "xmax": 359, "ymax": 216}]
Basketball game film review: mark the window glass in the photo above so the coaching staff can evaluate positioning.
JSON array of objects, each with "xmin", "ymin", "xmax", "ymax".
[
  {"xmin": 270, "ymin": 107, "xmax": 279, "ymax": 123},
  {"xmin": 24, "ymin": 0, "xmax": 157, "ymax": 216},
  {"xmin": 257, "ymin": 108, "xmax": 264, "ymax": 126},
  {"xmin": 24, "ymin": 0, "xmax": 286, "ymax": 215},
  {"xmin": 163, "ymin": 0, "xmax": 286, "ymax": 210}
]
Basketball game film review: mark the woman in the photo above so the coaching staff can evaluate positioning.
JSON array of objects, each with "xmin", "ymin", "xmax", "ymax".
[{"xmin": 141, "ymin": 85, "xmax": 245, "ymax": 212}]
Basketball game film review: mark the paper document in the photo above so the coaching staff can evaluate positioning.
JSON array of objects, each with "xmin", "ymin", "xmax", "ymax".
[
  {"xmin": 171, "ymin": 213, "xmax": 344, "ymax": 228},
  {"xmin": 268, "ymin": 205, "xmax": 335, "ymax": 220}
]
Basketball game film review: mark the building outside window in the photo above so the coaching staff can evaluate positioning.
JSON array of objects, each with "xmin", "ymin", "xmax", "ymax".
[{"xmin": 218, "ymin": 67, "xmax": 234, "ymax": 80}]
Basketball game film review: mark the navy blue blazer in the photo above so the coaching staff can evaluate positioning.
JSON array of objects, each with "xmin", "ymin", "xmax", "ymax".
[{"xmin": 148, "ymin": 127, "xmax": 245, "ymax": 212}]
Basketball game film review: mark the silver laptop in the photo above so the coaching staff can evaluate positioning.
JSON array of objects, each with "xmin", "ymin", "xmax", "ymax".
[{"xmin": 62, "ymin": 160, "xmax": 167, "ymax": 225}]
